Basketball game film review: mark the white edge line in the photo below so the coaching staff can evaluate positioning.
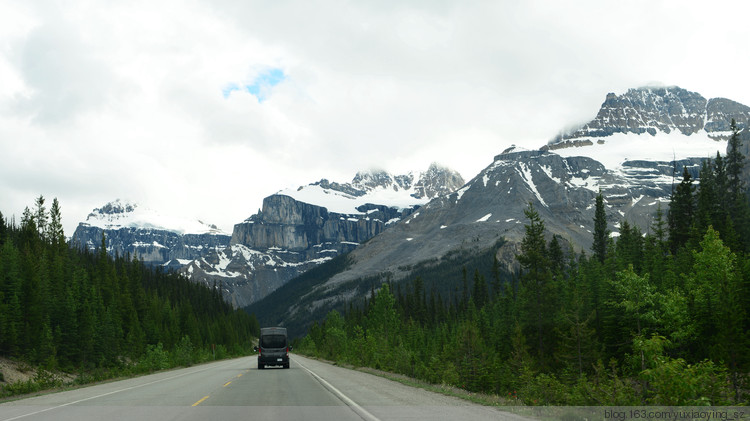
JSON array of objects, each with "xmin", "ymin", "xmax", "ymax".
[
  {"xmin": 293, "ymin": 357, "xmax": 381, "ymax": 421},
  {"xmin": 1, "ymin": 359, "xmax": 240, "ymax": 421}
]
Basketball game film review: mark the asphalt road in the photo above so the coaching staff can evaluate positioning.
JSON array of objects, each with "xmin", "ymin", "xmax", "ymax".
[{"xmin": 0, "ymin": 354, "xmax": 529, "ymax": 421}]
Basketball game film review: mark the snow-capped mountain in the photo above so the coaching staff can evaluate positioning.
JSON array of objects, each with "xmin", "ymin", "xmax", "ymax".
[
  {"xmin": 71, "ymin": 200, "xmax": 231, "ymax": 267},
  {"xmin": 547, "ymin": 86, "xmax": 750, "ymax": 149},
  {"xmin": 174, "ymin": 164, "xmax": 464, "ymax": 307},
  {"xmin": 250, "ymin": 86, "xmax": 750, "ymax": 329},
  {"xmin": 81, "ymin": 200, "xmax": 226, "ymax": 235},
  {"xmin": 278, "ymin": 163, "xmax": 465, "ymax": 215}
]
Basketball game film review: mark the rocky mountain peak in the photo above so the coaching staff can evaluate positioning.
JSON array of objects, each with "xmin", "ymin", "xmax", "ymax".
[
  {"xmin": 412, "ymin": 163, "xmax": 465, "ymax": 199},
  {"xmin": 80, "ymin": 200, "xmax": 226, "ymax": 235},
  {"xmin": 296, "ymin": 164, "xmax": 464, "ymax": 208},
  {"xmin": 545, "ymin": 86, "xmax": 750, "ymax": 151},
  {"xmin": 87, "ymin": 199, "xmax": 137, "ymax": 218},
  {"xmin": 352, "ymin": 169, "xmax": 401, "ymax": 191}
]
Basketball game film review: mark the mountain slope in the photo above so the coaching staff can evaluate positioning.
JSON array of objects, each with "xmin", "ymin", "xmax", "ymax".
[
  {"xmin": 71, "ymin": 200, "xmax": 231, "ymax": 268},
  {"xmin": 547, "ymin": 86, "xmax": 750, "ymax": 149},
  {"xmin": 247, "ymin": 85, "xmax": 748, "ymax": 332},
  {"xmin": 177, "ymin": 164, "xmax": 465, "ymax": 307}
]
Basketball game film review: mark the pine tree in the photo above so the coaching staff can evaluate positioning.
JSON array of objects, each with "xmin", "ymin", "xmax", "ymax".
[
  {"xmin": 517, "ymin": 202, "xmax": 555, "ymax": 367},
  {"xmin": 696, "ymin": 159, "xmax": 718, "ymax": 235},
  {"xmin": 726, "ymin": 119, "xmax": 745, "ymax": 203},
  {"xmin": 0, "ymin": 211, "xmax": 6, "ymax": 245},
  {"xmin": 592, "ymin": 192, "xmax": 609, "ymax": 263},
  {"xmin": 687, "ymin": 227, "xmax": 748, "ymax": 400},
  {"xmin": 34, "ymin": 195, "xmax": 48, "ymax": 240},
  {"xmin": 609, "ymin": 264, "xmax": 658, "ymax": 372},
  {"xmin": 548, "ymin": 235, "xmax": 565, "ymax": 276},
  {"xmin": 668, "ymin": 167, "xmax": 695, "ymax": 253},
  {"xmin": 643, "ymin": 205, "xmax": 669, "ymax": 290},
  {"xmin": 555, "ymin": 290, "xmax": 599, "ymax": 378},
  {"xmin": 48, "ymin": 198, "xmax": 65, "ymax": 248},
  {"xmin": 615, "ymin": 221, "xmax": 643, "ymax": 271},
  {"xmin": 472, "ymin": 269, "xmax": 488, "ymax": 309}
]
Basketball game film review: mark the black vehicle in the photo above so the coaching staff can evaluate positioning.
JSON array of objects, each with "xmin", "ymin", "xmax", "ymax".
[{"xmin": 254, "ymin": 327, "xmax": 291, "ymax": 369}]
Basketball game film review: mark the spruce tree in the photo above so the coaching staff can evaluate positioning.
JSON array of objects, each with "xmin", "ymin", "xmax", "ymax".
[
  {"xmin": 472, "ymin": 269, "xmax": 488, "ymax": 309},
  {"xmin": 34, "ymin": 195, "xmax": 48, "ymax": 240},
  {"xmin": 726, "ymin": 119, "xmax": 745, "ymax": 203},
  {"xmin": 668, "ymin": 167, "xmax": 695, "ymax": 253},
  {"xmin": 696, "ymin": 159, "xmax": 718, "ymax": 235},
  {"xmin": 517, "ymin": 202, "xmax": 555, "ymax": 367},
  {"xmin": 592, "ymin": 192, "xmax": 609, "ymax": 263},
  {"xmin": 48, "ymin": 198, "xmax": 65, "ymax": 248},
  {"xmin": 688, "ymin": 228, "xmax": 748, "ymax": 400},
  {"xmin": 0, "ymin": 211, "xmax": 6, "ymax": 245}
]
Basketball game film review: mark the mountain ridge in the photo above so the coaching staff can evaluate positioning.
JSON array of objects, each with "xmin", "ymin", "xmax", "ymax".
[
  {"xmin": 247, "ymin": 85, "xmax": 750, "ymax": 333},
  {"xmin": 545, "ymin": 86, "xmax": 750, "ymax": 151},
  {"xmin": 71, "ymin": 165, "xmax": 465, "ymax": 308}
]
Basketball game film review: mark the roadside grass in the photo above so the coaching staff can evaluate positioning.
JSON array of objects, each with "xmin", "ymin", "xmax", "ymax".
[
  {"xmin": 302, "ymin": 355, "xmax": 522, "ymax": 407},
  {"xmin": 0, "ymin": 346, "xmax": 252, "ymax": 402}
]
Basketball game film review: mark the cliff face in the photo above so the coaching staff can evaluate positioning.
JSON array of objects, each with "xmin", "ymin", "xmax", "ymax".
[
  {"xmin": 71, "ymin": 225, "xmax": 230, "ymax": 267},
  {"xmin": 545, "ymin": 87, "xmax": 750, "ymax": 150},
  {"xmin": 179, "ymin": 165, "xmax": 465, "ymax": 307},
  {"xmin": 176, "ymin": 195, "xmax": 418, "ymax": 307},
  {"xmin": 70, "ymin": 200, "xmax": 231, "ymax": 269},
  {"xmin": 231, "ymin": 195, "xmax": 409, "ymax": 252}
]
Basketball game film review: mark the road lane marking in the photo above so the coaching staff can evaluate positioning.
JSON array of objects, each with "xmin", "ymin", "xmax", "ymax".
[
  {"xmin": 192, "ymin": 395, "xmax": 210, "ymax": 406},
  {"xmin": 294, "ymin": 357, "xmax": 381, "ymax": 421},
  {"xmin": 1, "ymin": 358, "xmax": 246, "ymax": 421},
  {"xmin": 223, "ymin": 381, "xmax": 232, "ymax": 387}
]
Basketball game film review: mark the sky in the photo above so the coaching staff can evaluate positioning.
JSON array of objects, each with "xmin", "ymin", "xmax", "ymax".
[{"xmin": 2, "ymin": 0, "xmax": 750, "ymax": 235}]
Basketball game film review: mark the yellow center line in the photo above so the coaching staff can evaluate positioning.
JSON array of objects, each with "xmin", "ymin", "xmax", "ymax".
[
  {"xmin": 223, "ymin": 381, "xmax": 232, "ymax": 387},
  {"xmin": 236, "ymin": 373, "xmax": 243, "ymax": 378},
  {"xmin": 192, "ymin": 395, "xmax": 210, "ymax": 407}
]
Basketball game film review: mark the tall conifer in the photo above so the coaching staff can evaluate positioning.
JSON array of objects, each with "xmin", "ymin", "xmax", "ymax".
[{"xmin": 592, "ymin": 192, "xmax": 609, "ymax": 263}]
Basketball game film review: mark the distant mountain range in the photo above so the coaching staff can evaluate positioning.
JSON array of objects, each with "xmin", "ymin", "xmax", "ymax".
[
  {"xmin": 71, "ymin": 164, "xmax": 465, "ymax": 307},
  {"xmin": 244, "ymin": 86, "xmax": 750, "ymax": 335},
  {"xmin": 72, "ymin": 86, "xmax": 750, "ymax": 329},
  {"xmin": 71, "ymin": 200, "xmax": 231, "ymax": 269}
]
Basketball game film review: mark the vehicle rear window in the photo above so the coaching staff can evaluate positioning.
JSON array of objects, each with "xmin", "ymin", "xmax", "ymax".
[{"xmin": 260, "ymin": 334, "xmax": 286, "ymax": 348}]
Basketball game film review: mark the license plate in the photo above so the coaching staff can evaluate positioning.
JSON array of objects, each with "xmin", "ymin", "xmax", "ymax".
[{"xmin": 277, "ymin": 358, "xmax": 283, "ymax": 362}]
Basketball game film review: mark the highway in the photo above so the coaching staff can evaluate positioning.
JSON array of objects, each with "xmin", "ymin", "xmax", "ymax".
[{"xmin": 0, "ymin": 354, "xmax": 528, "ymax": 421}]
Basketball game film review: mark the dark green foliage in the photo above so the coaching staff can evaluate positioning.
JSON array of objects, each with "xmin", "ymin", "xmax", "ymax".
[
  {"xmin": 668, "ymin": 167, "xmax": 695, "ymax": 253},
  {"xmin": 297, "ymin": 158, "xmax": 750, "ymax": 405},
  {"xmin": 0, "ymin": 197, "xmax": 257, "ymax": 380},
  {"xmin": 592, "ymin": 192, "xmax": 609, "ymax": 263},
  {"xmin": 244, "ymin": 253, "xmax": 353, "ymax": 338}
]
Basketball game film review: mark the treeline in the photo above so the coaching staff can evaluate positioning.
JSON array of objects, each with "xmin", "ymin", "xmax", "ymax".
[
  {"xmin": 298, "ymin": 123, "xmax": 750, "ymax": 405},
  {"xmin": 0, "ymin": 196, "xmax": 259, "ymax": 380}
]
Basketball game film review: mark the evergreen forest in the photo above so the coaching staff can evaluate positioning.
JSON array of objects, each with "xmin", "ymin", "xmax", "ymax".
[
  {"xmin": 298, "ymin": 125, "xmax": 750, "ymax": 406},
  {"xmin": 0, "ymin": 196, "xmax": 258, "ymax": 395}
]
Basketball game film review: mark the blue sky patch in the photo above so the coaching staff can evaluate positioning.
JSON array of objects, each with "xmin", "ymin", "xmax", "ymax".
[{"xmin": 222, "ymin": 68, "xmax": 286, "ymax": 102}]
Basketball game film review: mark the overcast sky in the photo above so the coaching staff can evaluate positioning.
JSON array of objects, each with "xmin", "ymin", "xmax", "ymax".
[{"xmin": 2, "ymin": 0, "xmax": 750, "ymax": 234}]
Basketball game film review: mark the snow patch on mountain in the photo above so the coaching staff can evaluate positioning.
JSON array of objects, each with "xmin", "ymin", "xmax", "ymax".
[
  {"xmin": 277, "ymin": 183, "xmax": 427, "ymax": 215},
  {"xmin": 275, "ymin": 164, "xmax": 465, "ymax": 216},
  {"xmin": 83, "ymin": 199, "xmax": 227, "ymax": 235},
  {"xmin": 552, "ymin": 130, "xmax": 725, "ymax": 170}
]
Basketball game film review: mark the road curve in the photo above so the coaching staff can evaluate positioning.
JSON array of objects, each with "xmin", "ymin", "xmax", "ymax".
[{"xmin": 0, "ymin": 354, "xmax": 527, "ymax": 421}]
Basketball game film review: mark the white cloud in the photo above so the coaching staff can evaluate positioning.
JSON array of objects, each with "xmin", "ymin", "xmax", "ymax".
[{"xmin": 2, "ymin": 0, "xmax": 750, "ymax": 235}]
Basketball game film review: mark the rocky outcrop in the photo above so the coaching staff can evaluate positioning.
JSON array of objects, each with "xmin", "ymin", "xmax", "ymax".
[
  {"xmin": 180, "ymin": 164, "xmax": 465, "ymax": 307},
  {"xmin": 231, "ymin": 195, "xmax": 410, "ymax": 252},
  {"xmin": 255, "ymin": 85, "xmax": 750, "ymax": 331},
  {"xmin": 546, "ymin": 87, "xmax": 750, "ymax": 148},
  {"xmin": 72, "ymin": 225, "xmax": 230, "ymax": 267},
  {"xmin": 71, "ymin": 201, "xmax": 231, "ymax": 268}
]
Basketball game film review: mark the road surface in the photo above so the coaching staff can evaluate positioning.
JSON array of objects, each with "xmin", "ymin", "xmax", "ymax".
[{"xmin": 0, "ymin": 354, "xmax": 528, "ymax": 421}]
